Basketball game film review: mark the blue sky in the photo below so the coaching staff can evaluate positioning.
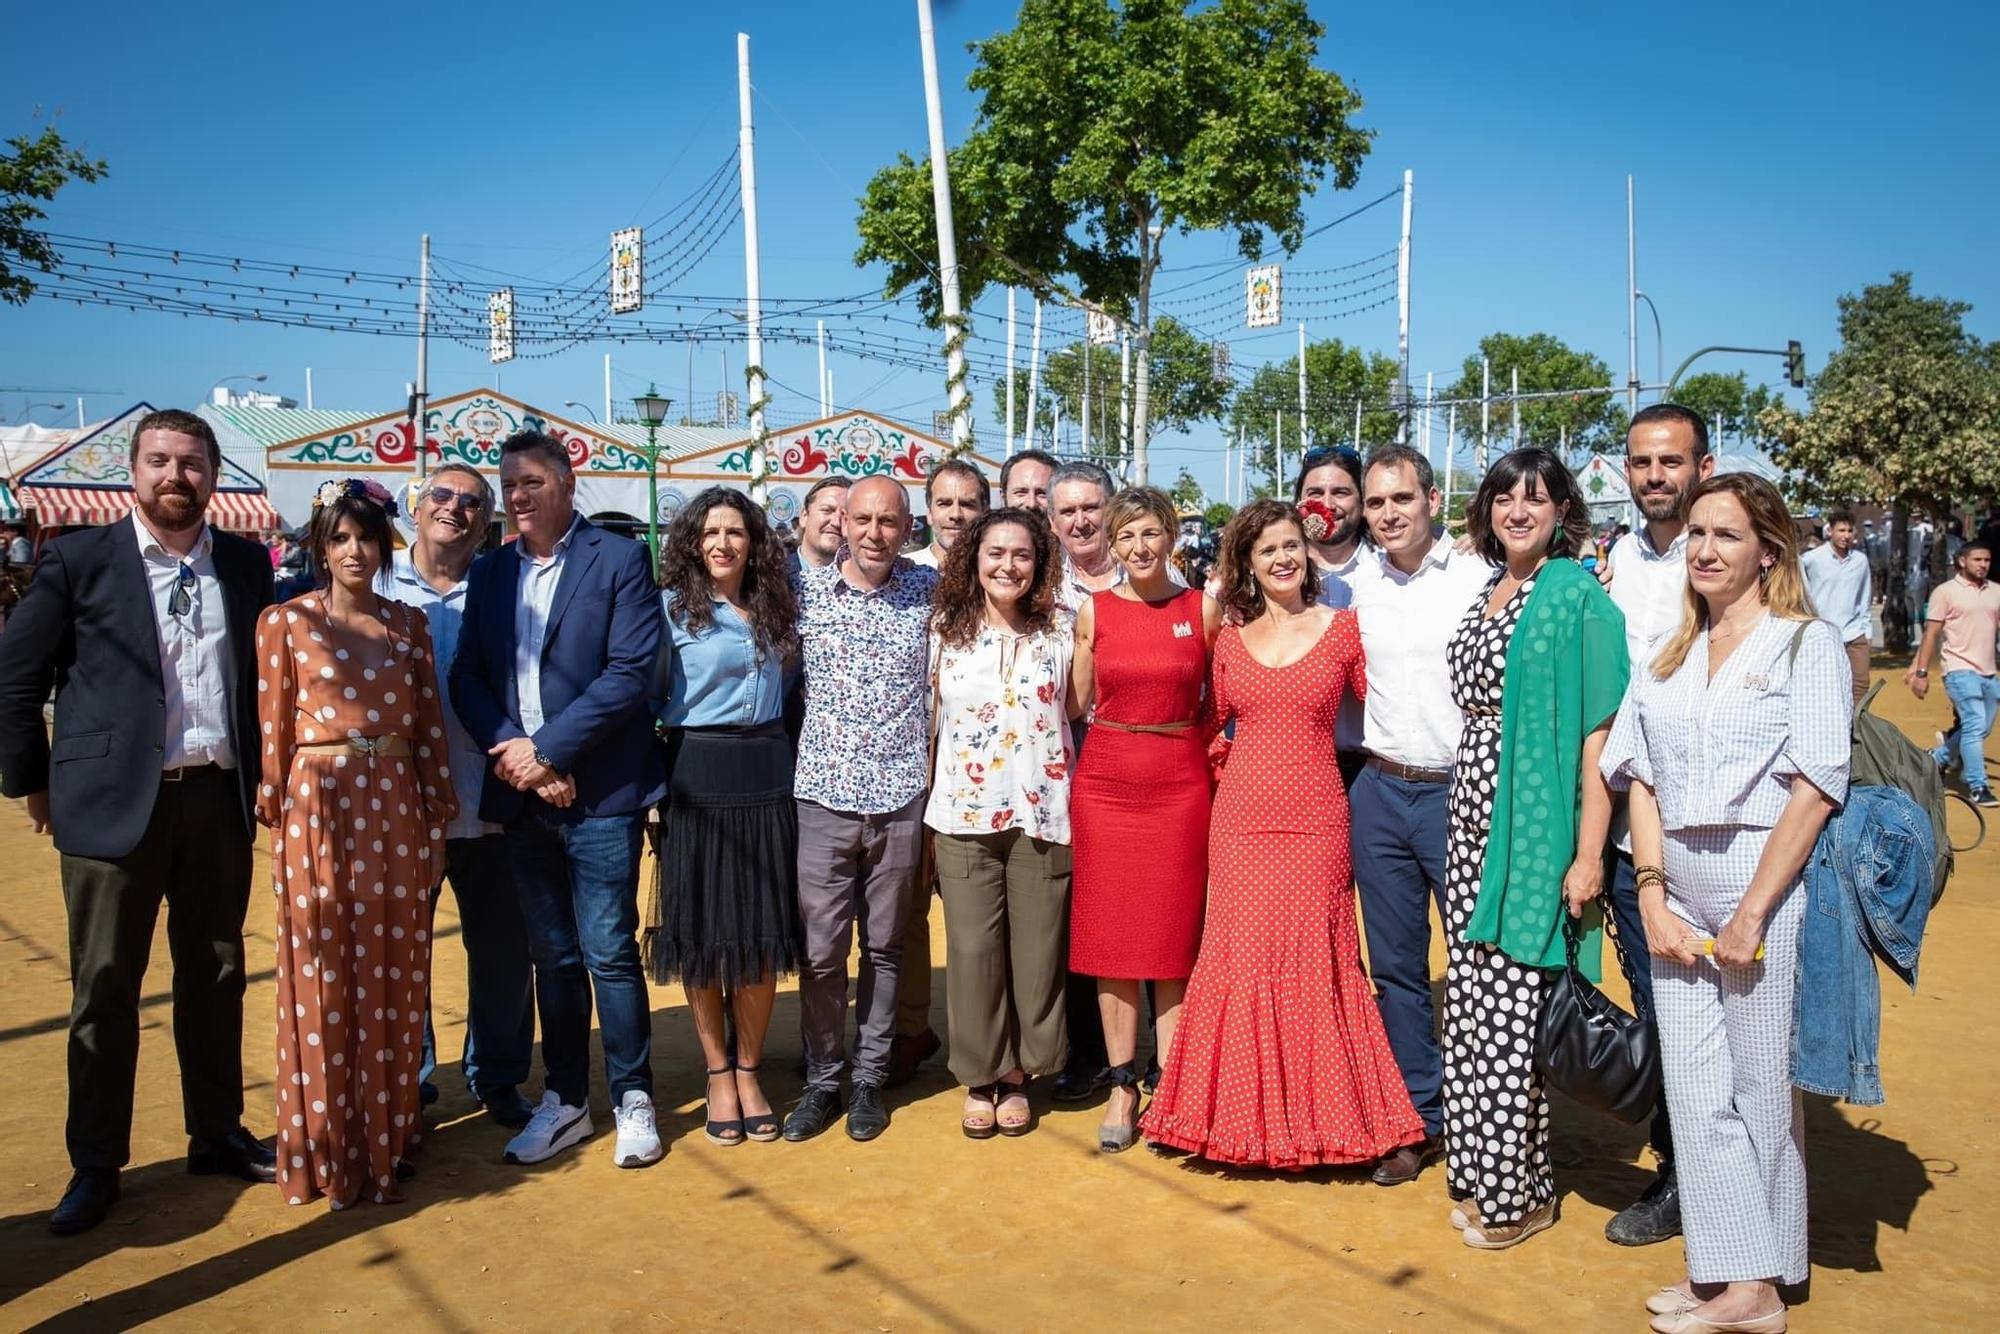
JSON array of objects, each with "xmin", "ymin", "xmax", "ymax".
[{"xmin": 4, "ymin": 0, "xmax": 1995, "ymax": 500}]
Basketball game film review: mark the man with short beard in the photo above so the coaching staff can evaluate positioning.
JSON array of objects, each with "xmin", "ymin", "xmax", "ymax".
[
  {"xmin": 907, "ymin": 458, "xmax": 987, "ymax": 569},
  {"xmin": 1592, "ymin": 401, "xmax": 1717, "ymax": 1247},
  {"xmin": 999, "ymin": 449, "xmax": 1057, "ymax": 512},
  {"xmin": 0, "ymin": 409, "xmax": 278, "ymax": 1234},
  {"xmin": 379, "ymin": 464, "xmax": 537, "ymax": 1129},
  {"xmin": 1296, "ymin": 445, "xmax": 1368, "ymax": 609},
  {"xmin": 792, "ymin": 476, "xmax": 850, "ymax": 572}
]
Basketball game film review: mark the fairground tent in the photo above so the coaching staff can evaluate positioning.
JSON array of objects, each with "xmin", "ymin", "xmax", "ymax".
[{"xmin": 19, "ymin": 402, "xmax": 283, "ymax": 533}]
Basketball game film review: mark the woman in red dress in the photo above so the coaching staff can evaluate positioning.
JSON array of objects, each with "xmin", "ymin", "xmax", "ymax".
[
  {"xmin": 1143, "ymin": 499, "xmax": 1426, "ymax": 1169},
  {"xmin": 1069, "ymin": 485, "xmax": 1221, "ymax": 1153}
]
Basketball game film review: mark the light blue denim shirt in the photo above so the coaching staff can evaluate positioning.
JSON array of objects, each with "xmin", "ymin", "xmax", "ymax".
[
  {"xmin": 657, "ymin": 594, "xmax": 788, "ymax": 728},
  {"xmin": 378, "ymin": 551, "xmax": 502, "ymax": 841}
]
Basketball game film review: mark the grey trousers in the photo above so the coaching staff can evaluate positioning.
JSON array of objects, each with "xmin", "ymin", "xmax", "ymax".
[
  {"xmin": 934, "ymin": 828, "xmax": 1072, "ymax": 1087},
  {"xmin": 796, "ymin": 795, "xmax": 925, "ymax": 1089}
]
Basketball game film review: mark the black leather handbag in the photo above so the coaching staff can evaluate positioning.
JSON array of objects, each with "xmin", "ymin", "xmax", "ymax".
[{"xmin": 1534, "ymin": 912, "xmax": 1662, "ymax": 1125}]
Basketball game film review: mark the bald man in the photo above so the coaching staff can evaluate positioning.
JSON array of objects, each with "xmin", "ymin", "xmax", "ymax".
[{"xmin": 783, "ymin": 477, "xmax": 939, "ymax": 1143}]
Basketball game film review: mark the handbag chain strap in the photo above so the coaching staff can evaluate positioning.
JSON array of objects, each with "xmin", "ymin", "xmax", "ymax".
[{"xmin": 1562, "ymin": 910, "xmax": 1655, "ymax": 1023}]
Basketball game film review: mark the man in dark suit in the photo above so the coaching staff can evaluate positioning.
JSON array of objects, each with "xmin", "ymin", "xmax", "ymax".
[
  {"xmin": 0, "ymin": 409, "xmax": 278, "ymax": 1235},
  {"xmin": 451, "ymin": 429, "xmax": 666, "ymax": 1170}
]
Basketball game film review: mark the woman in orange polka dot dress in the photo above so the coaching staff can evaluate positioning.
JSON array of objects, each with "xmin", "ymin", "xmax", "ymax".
[
  {"xmin": 1144, "ymin": 501, "xmax": 1426, "ymax": 1169},
  {"xmin": 255, "ymin": 481, "xmax": 455, "ymax": 1209}
]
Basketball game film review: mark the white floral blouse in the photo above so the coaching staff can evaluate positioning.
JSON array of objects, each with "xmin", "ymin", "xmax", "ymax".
[{"xmin": 925, "ymin": 618, "xmax": 1076, "ymax": 843}]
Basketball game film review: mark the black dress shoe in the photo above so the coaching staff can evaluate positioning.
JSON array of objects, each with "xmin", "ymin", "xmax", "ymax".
[
  {"xmin": 1605, "ymin": 1168, "xmax": 1682, "ymax": 1246},
  {"xmin": 49, "ymin": 1168, "xmax": 119, "ymax": 1235},
  {"xmin": 884, "ymin": 1029, "xmax": 942, "ymax": 1089},
  {"xmin": 187, "ymin": 1126, "xmax": 278, "ymax": 1183},
  {"xmin": 420, "ymin": 1081, "xmax": 440, "ymax": 1107},
  {"xmin": 781, "ymin": 1085, "xmax": 844, "ymax": 1143},
  {"xmin": 481, "ymin": 1086, "xmax": 536, "ymax": 1130},
  {"xmin": 1052, "ymin": 1064, "xmax": 1111, "ymax": 1104},
  {"xmin": 1370, "ymin": 1136, "xmax": 1443, "ymax": 1186},
  {"xmin": 846, "ymin": 1082, "xmax": 889, "ymax": 1142}
]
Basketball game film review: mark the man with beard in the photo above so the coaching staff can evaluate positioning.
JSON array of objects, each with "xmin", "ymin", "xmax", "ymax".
[
  {"xmin": 1592, "ymin": 401, "xmax": 1716, "ymax": 1246},
  {"xmin": 0, "ymin": 409, "xmax": 277, "ymax": 1234},
  {"xmin": 1298, "ymin": 445, "xmax": 1372, "ymax": 786},
  {"xmin": 379, "ymin": 464, "xmax": 537, "ymax": 1129},
  {"xmin": 999, "ymin": 449, "xmax": 1057, "ymax": 512},
  {"xmin": 791, "ymin": 476, "xmax": 850, "ymax": 573},
  {"xmin": 907, "ymin": 459, "xmax": 987, "ymax": 569}
]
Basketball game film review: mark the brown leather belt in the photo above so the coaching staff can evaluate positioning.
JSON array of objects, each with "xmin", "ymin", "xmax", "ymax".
[
  {"xmin": 297, "ymin": 736, "xmax": 411, "ymax": 758},
  {"xmin": 1092, "ymin": 718, "xmax": 1198, "ymax": 735},
  {"xmin": 1366, "ymin": 754, "xmax": 1451, "ymax": 785},
  {"xmin": 160, "ymin": 762, "xmax": 221, "ymax": 783}
]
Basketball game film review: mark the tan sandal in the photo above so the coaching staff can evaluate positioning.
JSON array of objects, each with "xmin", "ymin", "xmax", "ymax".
[
  {"xmin": 995, "ymin": 1078, "xmax": 1032, "ymax": 1136},
  {"xmin": 961, "ymin": 1085, "xmax": 998, "ymax": 1140}
]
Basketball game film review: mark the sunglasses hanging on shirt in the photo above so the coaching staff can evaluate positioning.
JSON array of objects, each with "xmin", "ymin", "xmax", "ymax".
[{"xmin": 168, "ymin": 562, "xmax": 197, "ymax": 618}]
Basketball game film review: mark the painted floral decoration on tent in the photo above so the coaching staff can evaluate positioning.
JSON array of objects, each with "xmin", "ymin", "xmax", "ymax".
[
  {"xmin": 312, "ymin": 477, "xmax": 400, "ymax": 518},
  {"xmin": 1298, "ymin": 498, "xmax": 1336, "ymax": 544}
]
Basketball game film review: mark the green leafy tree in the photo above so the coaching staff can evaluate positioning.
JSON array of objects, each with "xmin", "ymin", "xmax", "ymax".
[
  {"xmin": 1669, "ymin": 371, "xmax": 1781, "ymax": 452},
  {"xmin": 2, "ymin": 122, "xmax": 107, "ymax": 305},
  {"xmin": 1445, "ymin": 332, "xmax": 1622, "ymax": 461},
  {"xmin": 855, "ymin": 0, "xmax": 1371, "ymax": 482},
  {"xmin": 1202, "ymin": 500, "xmax": 1235, "ymax": 529},
  {"xmin": 1169, "ymin": 467, "xmax": 1205, "ymax": 513},
  {"xmin": 991, "ymin": 316, "xmax": 1231, "ymax": 457},
  {"xmin": 1759, "ymin": 272, "xmax": 2000, "ymax": 647},
  {"xmin": 1227, "ymin": 337, "xmax": 1399, "ymax": 491}
]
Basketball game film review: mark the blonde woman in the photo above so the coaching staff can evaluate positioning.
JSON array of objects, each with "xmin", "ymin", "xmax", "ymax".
[{"xmin": 1602, "ymin": 473, "xmax": 1849, "ymax": 1333}]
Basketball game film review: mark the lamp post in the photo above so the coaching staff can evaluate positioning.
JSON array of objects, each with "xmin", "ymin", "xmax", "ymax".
[
  {"xmin": 18, "ymin": 401, "xmax": 67, "ymax": 424},
  {"xmin": 1634, "ymin": 291, "xmax": 1664, "ymax": 392},
  {"xmin": 563, "ymin": 400, "xmax": 599, "ymax": 423},
  {"xmin": 685, "ymin": 308, "xmax": 744, "ymax": 425},
  {"xmin": 633, "ymin": 384, "xmax": 673, "ymax": 564},
  {"xmin": 208, "ymin": 373, "xmax": 267, "ymax": 407}
]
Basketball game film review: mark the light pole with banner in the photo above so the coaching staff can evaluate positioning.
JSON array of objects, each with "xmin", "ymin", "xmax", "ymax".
[{"xmin": 633, "ymin": 385, "xmax": 674, "ymax": 566}]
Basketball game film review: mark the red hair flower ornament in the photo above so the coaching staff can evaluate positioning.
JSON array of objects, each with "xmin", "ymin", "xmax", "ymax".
[{"xmin": 1297, "ymin": 498, "xmax": 1336, "ymax": 544}]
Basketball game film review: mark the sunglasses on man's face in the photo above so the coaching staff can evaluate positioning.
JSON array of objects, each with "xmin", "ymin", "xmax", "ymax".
[
  {"xmin": 424, "ymin": 486, "xmax": 485, "ymax": 514},
  {"xmin": 168, "ymin": 562, "xmax": 197, "ymax": 618}
]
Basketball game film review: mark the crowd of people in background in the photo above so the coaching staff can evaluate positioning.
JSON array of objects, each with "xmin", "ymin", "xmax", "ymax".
[{"xmin": 1, "ymin": 399, "xmax": 1989, "ymax": 1334}]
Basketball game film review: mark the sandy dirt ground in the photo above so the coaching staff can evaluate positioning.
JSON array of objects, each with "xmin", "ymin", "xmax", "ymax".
[{"xmin": 0, "ymin": 662, "xmax": 1992, "ymax": 1331}]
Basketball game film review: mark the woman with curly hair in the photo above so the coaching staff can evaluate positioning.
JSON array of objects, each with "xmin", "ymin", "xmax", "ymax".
[
  {"xmin": 648, "ymin": 486, "xmax": 801, "ymax": 1146},
  {"xmin": 1142, "ymin": 498, "xmax": 1426, "ymax": 1169},
  {"xmin": 926, "ymin": 507, "xmax": 1078, "ymax": 1137}
]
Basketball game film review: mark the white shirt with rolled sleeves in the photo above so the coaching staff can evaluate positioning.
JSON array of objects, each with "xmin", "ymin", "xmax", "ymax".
[
  {"xmin": 133, "ymin": 512, "xmax": 234, "ymax": 771},
  {"xmin": 1349, "ymin": 539, "xmax": 1491, "ymax": 770},
  {"xmin": 1601, "ymin": 614, "xmax": 1852, "ymax": 829},
  {"xmin": 1800, "ymin": 542, "xmax": 1873, "ymax": 643},
  {"xmin": 379, "ymin": 552, "xmax": 501, "ymax": 841}
]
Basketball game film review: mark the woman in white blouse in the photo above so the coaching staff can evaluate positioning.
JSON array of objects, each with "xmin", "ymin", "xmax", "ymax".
[
  {"xmin": 1601, "ymin": 473, "xmax": 1850, "ymax": 1334},
  {"xmin": 926, "ymin": 506, "xmax": 1080, "ymax": 1138}
]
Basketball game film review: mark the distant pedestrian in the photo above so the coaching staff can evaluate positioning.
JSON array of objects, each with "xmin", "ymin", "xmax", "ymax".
[
  {"xmin": 1801, "ymin": 507, "xmax": 1874, "ymax": 703},
  {"xmin": 1906, "ymin": 539, "xmax": 1999, "ymax": 807}
]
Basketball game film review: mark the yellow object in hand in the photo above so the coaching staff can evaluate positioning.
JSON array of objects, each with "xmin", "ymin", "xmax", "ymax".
[{"xmin": 1690, "ymin": 937, "xmax": 1766, "ymax": 962}]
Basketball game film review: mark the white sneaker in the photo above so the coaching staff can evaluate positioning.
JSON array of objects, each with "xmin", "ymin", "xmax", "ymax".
[
  {"xmin": 502, "ymin": 1090, "xmax": 594, "ymax": 1165},
  {"xmin": 612, "ymin": 1090, "xmax": 664, "ymax": 1168}
]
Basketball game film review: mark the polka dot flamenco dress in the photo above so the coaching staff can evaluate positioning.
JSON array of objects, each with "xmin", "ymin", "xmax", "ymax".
[
  {"xmin": 1142, "ymin": 614, "xmax": 1427, "ymax": 1168},
  {"xmin": 256, "ymin": 595, "xmax": 456, "ymax": 1209},
  {"xmin": 1439, "ymin": 573, "xmax": 1555, "ymax": 1228}
]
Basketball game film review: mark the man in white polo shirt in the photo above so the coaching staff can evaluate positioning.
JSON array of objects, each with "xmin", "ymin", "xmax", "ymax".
[
  {"xmin": 1596, "ymin": 401, "xmax": 1716, "ymax": 1246},
  {"xmin": 1348, "ymin": 443, "xmax": 1490, "ymax": 1187}
]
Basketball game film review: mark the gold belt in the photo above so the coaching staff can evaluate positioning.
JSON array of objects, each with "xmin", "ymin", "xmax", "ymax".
[{"xmin": 296, "ymin": 736, "xmax": 411, "ymax": 757}]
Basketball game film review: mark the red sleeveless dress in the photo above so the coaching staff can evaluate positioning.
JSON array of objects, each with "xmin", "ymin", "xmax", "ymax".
[{"xmin": 1068, "ymin": 586, "xmax": 1211, "ymax": 980}]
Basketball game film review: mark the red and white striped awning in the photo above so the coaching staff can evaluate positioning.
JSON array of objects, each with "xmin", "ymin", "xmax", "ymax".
[{"xmin": 23, "ymin": 485, "xmax": 282, "ymax": 534}]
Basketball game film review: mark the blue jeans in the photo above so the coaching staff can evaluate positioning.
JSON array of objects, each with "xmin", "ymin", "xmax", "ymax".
[
  {"xmin": 420, "ymin": 834, "xmax": 537, "ymax": 1098},
  {"xmin": 1349, "ymin": 764, "xmax": 1449, "ymax": 1138},
  {"xmin": 1606, "ymin": 850, "xmax": 1676, "ymax": 1169},
  {"xmin": 1933, "ymin": 670, "xmax": 2000, "ymax": 792},
  {"xmin": 506, "ymin": 811, "xmax": 652, "ymax": 1106}
]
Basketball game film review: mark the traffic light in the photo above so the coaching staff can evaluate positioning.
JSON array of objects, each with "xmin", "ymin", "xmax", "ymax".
[{"xmin": 1785, "ymin": 340, "xmax": 1806, "ymax": 389}]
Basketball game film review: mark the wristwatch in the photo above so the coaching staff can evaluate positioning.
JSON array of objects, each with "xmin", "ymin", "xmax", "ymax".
[
  {"xmin": 533, "ymin": 744, "xmax": 555, "ymax": 769},
  {"xmin": 1913, "ymin": 668, "xmax": 1929, "ymax": 678}
]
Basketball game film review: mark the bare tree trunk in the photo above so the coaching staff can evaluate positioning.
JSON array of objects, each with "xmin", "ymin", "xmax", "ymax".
[{"xmin": 1883, "ymin": 500, "xmax": 1913, "ymax": 653}]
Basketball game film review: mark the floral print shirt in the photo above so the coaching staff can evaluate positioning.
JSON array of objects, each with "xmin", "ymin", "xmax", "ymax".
[{"xmin": 924, "ymin": 618, "xmax": 1076, "ymax": 843}]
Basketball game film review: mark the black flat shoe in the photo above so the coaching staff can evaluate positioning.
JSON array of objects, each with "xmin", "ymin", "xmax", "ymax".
[
  {"xmin": 846, "ymin": 1082, "xmax": 889, "ymax": 1142},
  {"xmin": 782, "ymin": 1085, "xmax": 844, "ymax": 1143},
  {"xmin": 187, "ymin": 1126, "xmax": 278, "ymax": 1183},
  {"xmin": 734, "ymin": 1063, "xmax": 780, "ymax": 1143},
  {"xmin": 49, "ymin": 1168, "xmax": 119, "ymax": 1235},
  {"xmin": 1052, "ymin": 1064, "xmax": 1111, "ymax": 1104},
  {"xmin": 704, "ymin": 1064, "xmax": 745, "ymax": 1147},
  {"xmin": 480, "ymin": 1086, "xmax": 536, "ymax": 1130}
]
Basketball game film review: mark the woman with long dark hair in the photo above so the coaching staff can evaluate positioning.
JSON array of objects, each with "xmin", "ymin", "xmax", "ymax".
[
  {"xmin": 257, "ymin": 479, "xmax": 457, "ymax": 1208},
  {"xmin": 926, "ymin": 506, "xmax": 1077, "ymax": 1137},
  {"xmin": 1603, "ymin": 473, "xmax": 1847, "ymax": 1331},
  {"xmin": 1142, "ymin": 499, "xmax": 1425, "ymax": 1168},
  {"xmin": 647, "ymin": 486, "xmax": 801, "ymax": 1146},
  {"xmin": 1439, "ymin": 448, "xmax": 1628, "ymax": 1248}
]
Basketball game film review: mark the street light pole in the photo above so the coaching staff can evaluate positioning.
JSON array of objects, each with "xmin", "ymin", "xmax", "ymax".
[
  {"xmin": 633, "ymin": 385, "xmax": 674, "ymax": 567},
  {"xmin": 1635, "ymin": 291, "xmax": 1664, "ymax": 394},
  {"xmin": 563, "ymin": 400, "xmax": 599, "ymax": 423}
]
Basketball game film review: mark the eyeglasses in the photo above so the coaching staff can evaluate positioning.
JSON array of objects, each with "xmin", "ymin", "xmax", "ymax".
[
  {"xmin": 425, "ymin": 486, "xmax": 485, "ymax": 513},
  {"xmin": 168, "ymin": 562, "xmax": 196, "ymax": 618}
]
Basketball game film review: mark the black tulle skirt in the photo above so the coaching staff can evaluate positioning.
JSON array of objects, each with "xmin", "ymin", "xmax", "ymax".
[{"xmin": 643, "ymin": 719, "xmax": 803, "ymax": 989}]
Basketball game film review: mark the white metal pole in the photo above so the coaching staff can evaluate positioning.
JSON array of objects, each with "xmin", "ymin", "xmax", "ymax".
[
  {"xmin": 1053, "ymin": 401, "xmax": 1062, "ymax": 456},
  {"xmin": 1004, "ymin": 287, "xmax": 1018, "ymax": 455},
  {"xmin": 1081, "ymin": 331, "xmax": 1093, "ymax": 456},
  {"xmin": 1396, "ymin": 168, "xmax": 1413, "ymax": 443},
  {"xmin": 604, "ymin": 353, "xmax": 612, "ymax": 425},
  {"xmin": 305, "ymin": 368, "xmax": 314, "ymax": 411},
  {"xmin": 1444, "ymin": 403, "xmax": 1457, "ymax": 516},
  {"xmin": 76, "ymin": 397, "xmax": 84, "ymax": 428},
  {"xmin": 1626, "ymin": 173, "xmax": 1639, "ymax": 412},
  {"xmin": 415, "ymin": 233, "xmax": 430, "ymax": 482},
  {"xmin": 1026, "ymin": 299, "xmax": 1043, "ymax": 449},
  {"xmin": 1511, "ymin": 366, "xmax": 1522, "ymax": 448},
  {"xmin": 1117, "ymin": 328, "xmax": 1130, "ymax": 465},
  {"xmin": 1352, "ymin": 399, "xmax": 1362, "ymax": 450},
  {"xmin": 1273, "ymin": 410, "xmax": 1282, "ymax": 493},
  {"xmin": 1297, "ymin": 322, "xmax": 1309, "ymax": 453},
  {"xmin": 1479, "ymin": 355, "xmax": 1491, "ymax": 474},
  {"xmin": 917, "ymin": 0, "xmax": 970, "ymax": 448},
  {"xmin": 737, "ymin": 33, "xmax": 770, "ymax": 505},
  {"xmin": 817, "ymin": 320, "xmax": 829, "ymax": 416}
]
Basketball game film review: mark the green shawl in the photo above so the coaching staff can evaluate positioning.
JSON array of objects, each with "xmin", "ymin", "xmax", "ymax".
[{"xmin": 1464, "ymin": 557, "xmax": 1629, "ymax": 981}]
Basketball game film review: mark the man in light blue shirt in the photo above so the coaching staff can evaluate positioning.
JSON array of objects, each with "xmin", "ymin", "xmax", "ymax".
[
  {"xmin": 1801, "ymin": 507, "xmax": 1874, "ymax": 704},
  {"xmin": 380, "ymin": 463, "xmax": 536, "ymax": 1131}
]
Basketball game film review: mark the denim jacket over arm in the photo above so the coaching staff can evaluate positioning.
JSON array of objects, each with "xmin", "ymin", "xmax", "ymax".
[{"xmin": 1793, "ymin": 784, "xmax": 1935, "ymax": 1105}]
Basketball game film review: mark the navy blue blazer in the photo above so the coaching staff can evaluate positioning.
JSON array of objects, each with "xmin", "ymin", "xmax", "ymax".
[{"xmin": 449, "ymin": 517, "xmax": 666, "ymax": 823}]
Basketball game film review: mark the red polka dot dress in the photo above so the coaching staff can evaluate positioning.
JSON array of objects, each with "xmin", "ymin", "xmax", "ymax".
[
  {"xmin": 1142, "ymin": 612, "xmax": 1427, "ymax": 1168},
  {"xmin": 256, "ymin": 594, "xmax": 456, "ymax": 1209}
]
